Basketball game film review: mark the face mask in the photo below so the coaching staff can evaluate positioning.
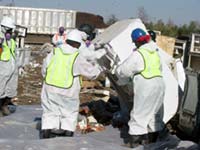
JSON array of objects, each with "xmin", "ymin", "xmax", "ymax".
[
  {"xmin": 85, "ymin": 40, "xmax": 91, "ymax": 47},
  {"xmin": 5, "ymin": 32, "xmax": 11, "ymax": 40},
  {"xmin": 87, "ymin": 33, "xmax": 96, "ymax": 41},
  {"xmin": 59, "ymin": 30, "xmax": 64, "ymax": 35},
  {"xmin": 59, "ymin": 27, "xmax": 65, "ymax": 35}
]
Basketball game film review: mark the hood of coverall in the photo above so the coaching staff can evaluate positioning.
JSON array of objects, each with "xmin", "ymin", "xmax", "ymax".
[
  {"xmin": 59, "ymin": 29, "xmax": 83, "ymax": 54},
  {"xmin": 139, "ymin": 40, "xmax": 159, "ymax": 53},
  {"xmin": 59, "ymin": 43, "xmax": 79, "ymax": 55},
  {"xmin": 1, "ymin": 16, "xmax": 16, "ymax": 33}
]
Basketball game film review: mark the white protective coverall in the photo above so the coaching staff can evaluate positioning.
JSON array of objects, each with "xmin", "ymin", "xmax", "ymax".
[
  {"xmin": 41, "ymin": 43, "xmax": 101, "ymax": 132},
  {"xmin": 116, "ymin": 41, "xmax": 165, "ymax": 135},
  {"xmin": 0, "ymin": 32, "xmax": 18, "ymax": 99},
  {"xmin": 79, "ymin": 42, "xmax": 106, "ymax": 63},
  {"xmin": 78, "ymin": 29, "xmax": 106, "ymax": 63},
  {"xmin": 52, "ymin": 32, "xmax": 67, "ymax": 46}
]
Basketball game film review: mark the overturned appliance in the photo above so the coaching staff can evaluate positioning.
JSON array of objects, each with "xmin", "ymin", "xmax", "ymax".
[{"xmin": 92, "ymin": 18, "xmax": 180, "ymax": 124}]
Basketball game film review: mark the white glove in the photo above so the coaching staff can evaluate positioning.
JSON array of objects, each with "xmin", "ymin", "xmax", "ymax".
[
  {"xmin": 94, "ymin": 48, "xmax": 107, "ymax": 59},
  {"xmin": 94, "ymin": 43, "xmax": 104, "ymax": 50}
]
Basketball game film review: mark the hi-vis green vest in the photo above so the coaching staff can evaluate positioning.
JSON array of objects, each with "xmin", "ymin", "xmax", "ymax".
[
  {"xmin": 138, "ymin": 48, "xmax": 162, "ymax": 79},
  {"xmin": 45, "ymin": 48, "xmax": 79, "ymax": 89},
  {"xmin": 0, "ymin": 39, "xmax": 16, "ymax": 61}
]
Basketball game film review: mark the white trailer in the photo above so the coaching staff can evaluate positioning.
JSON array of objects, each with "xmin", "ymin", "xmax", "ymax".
[
  {"xmin": 0, "ymin": 6, "xmax": 107, "ymax": 44},
  {"xmin": 0, "ymin": 6, "xmax": 77, "ymax": 35}
]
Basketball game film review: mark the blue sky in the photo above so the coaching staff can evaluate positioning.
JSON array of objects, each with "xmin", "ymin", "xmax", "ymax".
[{"xmin": 1, "ymin": 0, "xmax": 199, "ymax": 25}]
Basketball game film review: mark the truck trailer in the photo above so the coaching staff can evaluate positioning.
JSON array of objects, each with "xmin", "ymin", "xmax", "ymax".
[{"xmin": 0, "ymin": 6, "xmax": 107, "ymax": 45}]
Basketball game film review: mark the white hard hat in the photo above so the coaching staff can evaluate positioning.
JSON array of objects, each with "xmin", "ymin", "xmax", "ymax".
[
  {"xmin": 1, "ymin": 16, "xmax": 16, "ymax": 29},
  {"xmin": 67, "ymin": 29, "xmax": 83, "ymax": 43}
]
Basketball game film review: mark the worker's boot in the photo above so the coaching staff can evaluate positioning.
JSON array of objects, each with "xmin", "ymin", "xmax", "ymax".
[
  {"xmin": 120, "ymin": 124, "xmax": 130, "ymax": 144},
  {"xmin": 128, "ymin": 135, "xmax": 143, "ymax": 148},
  {"xmin": 1, "ymin": 98, "xmax": 11, "ymax": 116},
  {"xmin": 41, "ymin": 129, "xmax": 51, "ymax": 139},
  {"xmin": 141, "ymin": 134, "xmax": 150, "ymax": 145},
  {"xmin": 128, "ymin": 134, "xmax": 150, "ymax": 148},
  {"xmin": 64, "ymin": 130, "xmax": 74, "ymax": 137},
  {"xmin": 148, "ymin": 132, "xmax": 159, "ymax": 143},
  {"xmin": 157, "ymin": 127, "xmax": 170, "ymax": 141}
]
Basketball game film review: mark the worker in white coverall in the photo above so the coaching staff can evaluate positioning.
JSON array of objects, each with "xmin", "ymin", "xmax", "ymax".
[
  {"xmin": 78, "ymin": 24, "xmax": 106, "ymax": 62},
  {"xmin": 41, "ymin": 29, "xmax": 102, "ymax": 138},
  {"xmin": 52, "ymin": 26, "xmax": 67, "ymax": 47},
  {"xmin": 0, "ymin": 16, "xmax": 18, "ymax": 116},
  {"xmin": 115, "ymin": 28, "xmax": 165, "ymax": 148},
  {"xmin": 78, "ymin": 24, "xmax": 108, "ymax": 87}
]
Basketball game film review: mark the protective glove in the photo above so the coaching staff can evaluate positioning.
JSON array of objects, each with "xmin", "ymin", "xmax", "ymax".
[
  {"xmin": 94, "ymin": 43, "xmax": 105, "ymax": 50},
  {"xmin": 79, "ymin": 31, "xmax": 88, "ymax": 41},
  {"xmin": 94, "ymin": 48, "xmax": 107, "ymax": 59}
]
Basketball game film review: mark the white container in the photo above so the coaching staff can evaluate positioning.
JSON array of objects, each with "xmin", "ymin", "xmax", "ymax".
[{"xmin": 0, "ymin": 6, "xmax": 77, "ymax": 35}]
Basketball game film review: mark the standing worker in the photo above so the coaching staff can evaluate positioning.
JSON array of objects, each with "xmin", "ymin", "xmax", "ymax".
[
  {"xmin": 41, "ymin": 29, "xmax": 102, "ymax": 138},
  {"xmin": 78, "ymin": 24, "xmax": 108, "ymax": 86},
  {"xmin": 78, "ymin": 23, "xmax": 96, "ymax": 48},
  {"xmin": 78, "ymin": 23, "xmax": 96, "ymax": 60},
  {"xmin": 115, "ymin": 28, "xmax": 165, "ymax": 148},
  {"xmin": 78, "ymin": 24, "xmax": 106, "ymax": 62},
  {"xmin": 0, "ymin": 16, "xmax": 18, "ymax": 116},
  {"xmin": 52, "ymin": 26, "xmax": 67, "ymax": 47}
]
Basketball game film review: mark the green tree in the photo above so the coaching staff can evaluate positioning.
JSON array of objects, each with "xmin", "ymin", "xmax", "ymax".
[
  {"xmin": 146, "ymin": 21, "xmax": 154, "ymax": 30},
  {"xmin": 178, "ymin": 24, "xmax": 189, "ymax": 36},
  {"xmin": 188, "ymin": 21, "xmax": 200, "ymax": 33}
]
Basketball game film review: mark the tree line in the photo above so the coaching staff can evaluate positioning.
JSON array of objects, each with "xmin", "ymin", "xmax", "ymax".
[
  {"xmin": 106, "ymin": 7, "xmax": 200, "ymax": 38},
  {"xmin": 146, "ymin": 20, "xmax": 200, "ymax": 37}
]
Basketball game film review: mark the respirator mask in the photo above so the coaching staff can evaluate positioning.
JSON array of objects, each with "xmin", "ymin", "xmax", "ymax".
[{"xmin": 1, "ymin": 26, "xmax": 13, "ymax": 40}]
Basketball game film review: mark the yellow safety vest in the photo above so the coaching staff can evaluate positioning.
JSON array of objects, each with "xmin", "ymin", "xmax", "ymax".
[
  {"xmin": 0, "ymin": 39, "xmax": 16, "ymax": 61},
  {"xmin": 45, "ymin": 48, "xmax": 80, "ymax": 88},
  {"xmin": 138, "ymin": 48, "xmax": 162, "ymax": 79}
]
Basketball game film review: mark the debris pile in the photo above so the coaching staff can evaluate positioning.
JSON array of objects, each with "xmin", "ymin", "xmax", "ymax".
[
  {"xmin": 77, "ymin": 115, "xmax": 105, "ymax": 134},
  {"xmin": 17, "ymin": 47, "xmax": 43, "ymax": 105}
]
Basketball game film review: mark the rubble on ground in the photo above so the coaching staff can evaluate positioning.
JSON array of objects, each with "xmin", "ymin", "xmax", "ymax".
[{"xmin": 17, "ymin": 46, "xmax": 44, "ymax": 105}]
